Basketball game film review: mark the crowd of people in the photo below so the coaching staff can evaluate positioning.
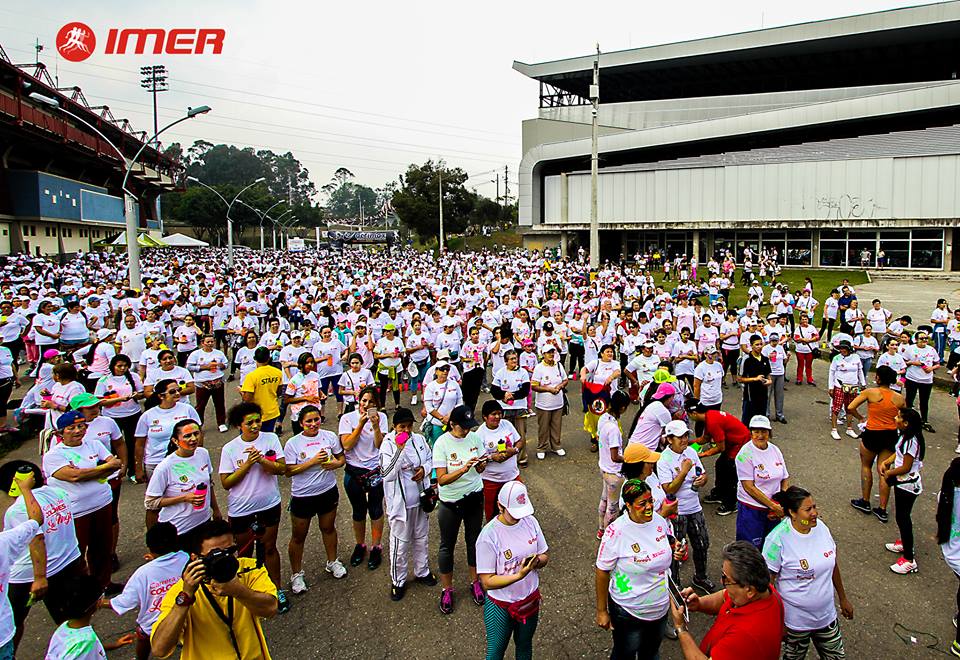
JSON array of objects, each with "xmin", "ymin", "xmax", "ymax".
[{"xmin": 0, "ymin": 243, "xmax": 956, "ymax": 659}]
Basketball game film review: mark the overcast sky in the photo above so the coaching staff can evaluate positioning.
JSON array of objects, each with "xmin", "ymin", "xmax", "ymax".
[{"xmin": 0, "ymin": 0, "xmax": 937, "ymax": 199}]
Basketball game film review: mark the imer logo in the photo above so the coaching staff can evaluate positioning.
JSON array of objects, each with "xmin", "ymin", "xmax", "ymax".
[{"xmin": 57, "ymin": 22, "xmax": 225, "ymax": 62}]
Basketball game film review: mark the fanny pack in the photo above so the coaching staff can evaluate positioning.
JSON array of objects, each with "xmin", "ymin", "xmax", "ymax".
[
  {"xmin": 347, "ymin": 463, "xmax": 382, "ymax": 492},
  {"xmin": 840, "ymin": 384, "xmax": 860, "ymax": 394},
  {"xmin": 489, "ymin": 588, "xmax": 541, "ymax": 624}
]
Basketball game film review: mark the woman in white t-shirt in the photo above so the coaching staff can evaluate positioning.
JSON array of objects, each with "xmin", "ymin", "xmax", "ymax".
[
  {"xmin": 904, "ymin": 332, "xmax": 940, "ymax": 432},
  {"xmin": 312, "ymin": 326, "xmax": 347, "ymax": 417},
  {"xmin": 404, "ymin": 318, "xmax": 432, "ymax": 404},
  {"xmin": 596, "ymin": 391, "xmax": 630, "ymax": 538},
  {"xmin": 144, "ymin": 419, "xmax": 220, "ymax": 540},
  {"xmin": 879, "ymin": 408, "xmax": 925, "ymax": 575},
  {"xmin": 173, "ymin": 315, "xmax": 202, "ymax": 367},
  {"xmin": 43, "ymin": 410, "xmax": 121, "ymax": 590},
  {"xmin": 531, "ymin": 346, "xmax": 568, "ymax": 459},
  {"xmin": 373, "ymin": 323, "xmax": 406, "ymax": 410},
  {"xmin": 284, "ymin": 353, "xmax": 325, "ymax": 432},
  {"xmin": 42, "ymin": 363, "xmax": 86, "ymax": 429},
  {"xmin": 476, "ymin": 482, "xmax": 549, "ymax": 660},
  {"xmin": 580, "ymin": 344, "xmax": 621, "ymax": 453},
  {"xmin": 735, "ymin": 415, "xmax": 790, "ymax": 550},
  {"xmin": 595, "ymin": 478, "xmax": 681, "ymax": 658},
  {"xmin": 143, "ymin": 350, "xmax": 195, "ymax": 403},
  {"xmin": 234, "ymin": 331, "xmax": 260, "ymax": 384},
  {"xmin": 94, "ymin": 355, "xmax": 145, "ymax": 480},
  {"xmin": 284, "ymin": 405, "xmax": 347, "ymax": 592},
  {"xmin": 134, "ymin": 378, "xmax": 202, "ymax": 483},
  {"xmin": 763, "ymin": 486, "xmax": 854, "ymax": 658},
  {"xmin": 219, "ymin": 401, "xmax": 289, "ymax": 612},
  {"xmin": 31, "ymin": 300, "xmax": 61, "ymax": 347}
]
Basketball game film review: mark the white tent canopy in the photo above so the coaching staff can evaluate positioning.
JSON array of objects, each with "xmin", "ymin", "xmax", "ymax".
[{"xmin": 162, "ymin": 233, "xmax": 209, "ymax": 247}]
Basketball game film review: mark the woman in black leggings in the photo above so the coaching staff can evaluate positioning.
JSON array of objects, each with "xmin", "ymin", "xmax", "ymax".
[
  {"xmin": 935, "ymin": 457, "xmax": 960, "ymax": 656},
  {"xmin": 880, "ymin": 408, "xmax": 925, "ymax": 574},
  {"xmin": 904, "ymin": 332, "xmax": 940, "ymax": 432}
]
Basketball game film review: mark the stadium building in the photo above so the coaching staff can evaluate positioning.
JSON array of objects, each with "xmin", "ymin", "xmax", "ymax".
[
  {"xmin": 514, "ymin": 1, "xmax": 960, "ymax": 270},
  {"xmin": 0, "ymin": 44, "xmax": 176, "ymax": 256}
]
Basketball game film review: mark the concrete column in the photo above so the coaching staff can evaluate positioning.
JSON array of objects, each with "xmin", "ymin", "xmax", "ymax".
[
  {"xmin": 944, "ymin": 227, "xmax": 953, "ymax": 272},
  {"xmin": 560, "ymin": 231, "xmax": 568, "ymax": 258},
  {"xmin": 811, "ymin": 229, "xmax": 821, "ymax": 267},
  {"xmin": 692, "ymin": 230, "xmax": 701, "ymax": 262},
  {"xmin": 560, "ymin": 173, "xmax": 569, "ymax": 225}
]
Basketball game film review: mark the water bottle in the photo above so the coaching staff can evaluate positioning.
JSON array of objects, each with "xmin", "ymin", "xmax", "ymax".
[
  {"xmin": 691, "ymin": 466, "xmax": 703, "ymax": 492},
  {"xmin": 193, "ymin": 483, "xmax": 208, "ymax": 510},
  {"xmin": 7, "ymin": 466, "xmax": 33, "ymax": 497},
  {"xmin": 665, "ymin": 494, "xmax": 678, "ymax": 520},
  {"xmin": 95, "ymin": 459, "xmax": 109, "ymax": 483}
]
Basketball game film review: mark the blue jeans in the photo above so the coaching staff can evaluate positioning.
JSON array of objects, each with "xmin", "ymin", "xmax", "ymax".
[
  {"xmin": 608, "ymin": 598, "xmax": 667, "ymax": 660},
  {"xmin": 736, "ymin": 503, "xmax": 779, "ymax": 549},
  {"xmin": 934, "ymin": 327, "xmax": 947, "ymax": 361}
]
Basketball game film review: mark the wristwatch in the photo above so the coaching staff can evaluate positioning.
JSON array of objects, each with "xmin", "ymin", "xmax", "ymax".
[{"xmin": 175, "ymin": 591, "xmax": 196, "ymax": 607}]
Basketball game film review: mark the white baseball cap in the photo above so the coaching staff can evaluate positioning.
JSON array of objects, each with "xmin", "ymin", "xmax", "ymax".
[
  {"xmin": 749, "ymin": 415, "xmax": 772, "ymax": 430},
  {"xmin": 664, "ymin": 420, "xmax": 689, "ymax": 437},
  {"xmin": 498, "ymin": 481, "xmax": 534, "ymax": 518}
]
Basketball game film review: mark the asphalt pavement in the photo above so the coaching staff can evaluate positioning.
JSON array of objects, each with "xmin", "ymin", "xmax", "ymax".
[{"xmin": 8, "ymin": 360, "xmax": 960, "ymax": 659}]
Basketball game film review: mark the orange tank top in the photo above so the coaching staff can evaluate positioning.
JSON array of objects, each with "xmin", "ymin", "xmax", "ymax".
[{"xmin": 866, "ymin": 388, "xmax": 899, "ymax": 431}]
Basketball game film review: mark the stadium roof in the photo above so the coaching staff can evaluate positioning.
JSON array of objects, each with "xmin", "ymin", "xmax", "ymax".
[{"xmin": 513, "ymin": 1, "xmax": 960, "ymax": 103}]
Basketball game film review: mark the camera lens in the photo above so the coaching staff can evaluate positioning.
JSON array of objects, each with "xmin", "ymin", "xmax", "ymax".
[{"xmin": 202, "ymin": 549, "xmax": 239, "ymax": 583}]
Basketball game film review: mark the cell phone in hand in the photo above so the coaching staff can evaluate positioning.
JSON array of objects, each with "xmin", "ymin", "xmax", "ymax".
[
  {"xmin": 668, "ymin": 577, "xmax": 689, "ymax": 623},
  {"xmin": 523, "ymin": 554, "xmax": 538, "ymax": 569}
]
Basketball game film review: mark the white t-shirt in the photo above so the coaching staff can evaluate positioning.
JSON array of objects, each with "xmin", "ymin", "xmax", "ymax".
[
  {"xmin": 336, "ymin": 368, "xmax": 375, "ymax": 405},
  {"xmin": 218, "ymin": 433, "xmax": 284, "ymax": 517},
  {"xmin": 145, "ymin": 448, "xmax": 214, "ymax": 533},
  {"xmin": 0, "ymin": 519, "xmax": 40, "ymax": 646},
  {"xmin": 628, "ymin": 401, "xmax": 672, "ymax": 450},
  {"xmin": 656, "ymin": 447, "xmax": 704, "ymax": 515},
  {"xmin": 476, "ymin": 420, "xmax": 521, "ymax": 482},
  {"xmin": 596, "ymin": 512, "xmax": 673, "ymax": 621},
  {"xmin": 762, "ymin": 344, "xmax": 787, "ymax": 376},
  {"xmin": 44, "ymin": 622, "xmax": 106, "ymax": 660},
  {"xmin": 5, "ymin": 486, "xmax": 81, "ymax": 583},
  {"xmin": 904, "ymin": 344, "xmax": 939, "ymax": 384},
  {"xmin": 432, "ymin": 431, "xmax": 486, "ymax": 503},
  {"xmin": 116, "ymin": 326, "xmax": 147, "ymax": 363},
  {"xmin": 337, "ymin": 410, "xmax": 388, "ymax": 469},
  {"xmin": 312, "ymin": 338, "xmax": 346, "ymax": 378},
  {"xmin": 135, "ymin": 404, "xmax": 202, "ymax": 467},
  {"xmin": 82, "ymin": 416, "xmax": 122, "ymax": 479},
  {"xmin": 374, "ymin": 336, "xmax": 405, "ymax": 368},
  {"xmin": 597, "ymin": 413, "xmax": 624, "ymax": 475},
  {"xmin": 583, "ymin": 359, "xmax": 620, "ymax": 395},
  {"xmin": 693, "ymin": 361, "xmax": 724, "ymax": 406},
  {"xmin": 94, "ymin": 373, "xmax": 144, "ymax": 419},
  {"xmin": 891, "ymin": 434, "xmax": 923, "ymax": 495},
  {"xmin": 283, "ymin": 430, "xmax": 342, "ymax": 497},
  {"xmin": 670, "ymin": 340, "xmax": 698, "ymax": 377},
  {"xmin": 492, "ymin": 367, "xmax": 531, "ymax": 412},
  {"xmin": 423, "ymin": 378, "xmax": 464, "ymax": 426},
  {"xmin": 736, "ymin": 441, "xmax": 789, "ymax": 508},
  {"xmin": 476, "ymin": 516, "xmax": 548, "ymax": 603},
  {"xmin": 109, "ymin": 551, "xmax": 190, "ymax": 634},
  {"xmin": 763, "ymin": 519, "xmax": 838, "ymax": 631},
  {"xmin": 43, "ymin": 439, "xmax": 114, "ymax": 517},
  {"xmin": 531, "ymin": 362, "xmax": 567, "ymax": 411}
]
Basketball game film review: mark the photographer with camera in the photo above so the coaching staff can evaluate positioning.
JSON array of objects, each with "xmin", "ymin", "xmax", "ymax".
[{"xmin": 151, "ymin": 519, "xmax": 278, "ymax": 660}]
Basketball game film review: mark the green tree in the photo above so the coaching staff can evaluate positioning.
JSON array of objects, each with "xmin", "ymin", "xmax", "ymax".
[
  {"xmin": 327, "ymin": 182, "xmax": 377, "ymax": 220},
  {"xmin": 392, "ymin": 160, "xmax": 475, "ymax": 241},
  {"xmin": 166, "ymin": 186, "xmax": 228, "ymax": 245}
]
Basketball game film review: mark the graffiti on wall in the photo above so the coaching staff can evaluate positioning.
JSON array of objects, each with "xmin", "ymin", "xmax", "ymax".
[{"xmin": 816, "ymin": 194, "xmax": 887, "ymax": 220}]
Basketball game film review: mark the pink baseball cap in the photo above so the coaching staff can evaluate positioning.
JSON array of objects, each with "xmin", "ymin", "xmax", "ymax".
[{"xmin": 652, "ymin": 382, "xmax": 677, "ymax": 400}]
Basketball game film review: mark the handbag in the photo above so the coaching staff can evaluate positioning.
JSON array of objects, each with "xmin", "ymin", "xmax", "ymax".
[{"xmin": 419, "ymin": 485, "xmax": 439, "ymax": 513}]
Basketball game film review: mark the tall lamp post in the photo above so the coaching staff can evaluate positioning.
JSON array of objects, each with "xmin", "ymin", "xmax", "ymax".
[
  {"xmin": 589, "ymin": 44, "xmax": 601, "ymax": 270},
  {"xmin": 271, "ymin": 209, "xmax": 293, "ymax": 249},
  {"xmin": 186, "ymin": 176, "xmax": 265, "ymax": 270},
  {"xmin": 239, "ymin": 199, "xmax": 285, "ymax": 250},
  {"xmin": 29, "ymin": 92, "xmax": 210, "ymax": 288},
  {"xmin": 277, "ymin": 216, "xmax": 299, "ymax": 250}
]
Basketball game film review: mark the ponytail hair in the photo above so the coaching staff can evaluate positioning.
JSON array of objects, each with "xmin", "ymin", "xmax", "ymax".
[{"xmin": 771, "ymin": 486, "xmax": 812, "ymax": 516}]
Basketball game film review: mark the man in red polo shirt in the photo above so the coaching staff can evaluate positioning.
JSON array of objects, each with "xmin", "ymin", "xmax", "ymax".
[
  {"xmin": 670, "ymin": 540, "xmax": 784, "ymax": 660},
  {"xmin": 687, "ymin": 403, "xmax": 750, "ymax": 516}
]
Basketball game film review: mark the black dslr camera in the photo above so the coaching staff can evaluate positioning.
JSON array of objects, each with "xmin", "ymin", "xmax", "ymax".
[{"xmin": 202, "ymin": 546, "xmax": 239, "ymax": 583}]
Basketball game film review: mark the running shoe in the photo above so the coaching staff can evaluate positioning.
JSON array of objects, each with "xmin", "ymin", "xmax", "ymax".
[
  {"xmin": 590, "ymin": 439, "xmax": 599, "ymax": 453},
  {"xmin": 536, "ymin": 451, "xmax": 546, "ymax": 460},
  {"xmin": 391, "ymin": 583, "xmax": 407, "ymax": 601},
  {"xmin": 349, "ymin": 544, "xmax": 366, "ymax": 567},
  {"xmin": 845, "ymin": 428, "xmax": 860, "ymax": 439},
  {"xmin": 692, "ymin": 575, "xmax": 717, "ymax": 592},
  {"xmin": 795, "ymin": 380, "xmax": 802, "ymax": 386},
  {"xmin": 924, "ymin": 423, "xmax": 937, "ymax": 434},
  {"xmin": 439, "ymin": 588, "xmax": 455, "ymax": 615},
  {"xmin": 703, "ymin": 493, "xmax": 722, "ymax": 505},
  {"xmin": 716, "ymin": 504, "xmax": 736, "ymax": 516},
  {"xmin": 325, "ymin": 559, "xmax": 347, "ymax": 579},
  {"xmin": 951, "ymin": 640, "xmax": 960, "ymax": 658},
  {"xmin": 277, "ymin": 589, "xmax": 291, "ymax": 614},
  {"xmin": 777, "ymin": 417, "xmax": 788, "ymax": 424},
  {"xmin": 889, "ymin": 557, "xmax": 918, "ymax": 574},
  {"xmin": 411, "ymin": 395, "xmax": 418, "ymax": 405},
  {"xmin": 885, "ymin": 539, "xmax": 904, "ymax": 553},
  {"xmin": 555, "ymin": 449, "xmax": 566, "ymax": 457},
  {"xmin": 873, "ymin": 507, "xmax": 889, "ymax": 523},
  {"xmin": 850, "ymin": 498, "xmax": 872, "ymax": 514},
  {"xmin": 416, "ymin": 572, "xmax": 438, "ymax": 586},
  {"xmin": 290, "ymin": 571, "xmax": 308, "ymax": 594},
  {"xmin": 218, "ymin": 424, "xmax": 229, "ymax": 433},
  {"xmin": 368, "ymin": 545, "xmax": 383, "ymax": 570},
  {"xmin": 664, "ymin": 626, "xmax": 679, "ymax": 640},
  {"xmin": 471, "ymin": 579, "xmax": 485, "ymax": 606},
  {"xmin": 807, "ymin": 380, "xmax": 816, "ymax": 386},
  {"xmin": 830, "ymin": 429, "xmax": 841, "ymax": 441}
]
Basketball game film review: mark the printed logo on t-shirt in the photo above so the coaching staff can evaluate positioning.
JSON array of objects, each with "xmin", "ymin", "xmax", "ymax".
[
  {"xmin": 631, "ymin": 543, "xmax": 641, "ymax": 553},
  {"xmin": 799, "ymin": 559, "xmax": 809, "ymax": 570},
  {"xmin": 504, "ymin": 549, "xmax": 512, "ymax": 560}
]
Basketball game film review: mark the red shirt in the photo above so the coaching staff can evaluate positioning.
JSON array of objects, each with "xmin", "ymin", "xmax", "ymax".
[
  {"xmin": 700, "ymin": 587, "xmax": 784, "ymax": 660},
  {"xmin": 704, "ymin": 410, "xmax": 750, "ymax": 459}
]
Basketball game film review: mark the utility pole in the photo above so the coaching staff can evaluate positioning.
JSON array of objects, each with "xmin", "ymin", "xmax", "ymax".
[
  {"xmin": 503, "ymin": 165, "xmax": 510, "ymax": 205},
  {"xmin": 141, "ymin": 65, "xmax": 168, "ymax": 234},
  {"xmin": 589, "ymin": 44, "xmax": 601, "ymax": 270},
  {"xmin": 438, "ymin": 165, "xmax": 445, "ymax": 254}
]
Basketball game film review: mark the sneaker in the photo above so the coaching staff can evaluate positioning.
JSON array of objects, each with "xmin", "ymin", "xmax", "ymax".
[
  {"xmin": 850, "ymin": 498, "xmax": 872, "ymax": 514},
  {"xmin": 777, "ymin": 417, "xmax": 788, "ymax": 424},
  {"xmin": 716, "ymin": 504, "xmax": 737, "ymax": 516},
  {"xmin": 590, "ymin": 439, "xmax": 599, "ymax": 453},
  {"xmin": 889, "ymin": 557, "xmax": 918, "ymax": 574},
  {"xmin": 664, "ymin": 626, "xmax": 679, "ymax": 640},
  {"xmin": 290, "ymin": 571, "xmax": 308, "ymax": 594},
  {"xmin": 349, "ymin": 544, "xmax": 366, "ymax": 567},
  {"xmin": 415, "ymin": 572, "xmax": 438, "ymax": 586},
  {"xmin": 411, "ymin": 395, "xmax": 418, "ymax": 405},
  {"xmin": 703, "ymin": 493, "xmax": 722, "ymax": 505},
  {"xmin": 885, "ymin": 539, "xmax": 904, "ymax": 553},
  {"xmin": 276, "ymin": 424, "xmax": 283, "ymax": 435},
  {"xmin": 325, "ymin": 559, "xmax": 347, "ymax": 579},
  {"xmin": 924, "ymin": 422, "xmax": 936, "ymax": 434},
  {"xmin": 536, "ymin": 451, "xmax": 546, "ymax": 460},
  {"xmin": 554, "ymin": 448, "xmax": 566, "ymax": 457},
  {"xmin": 218, "ymin": 424, "xmax": 229, "ymax": 433},
  {"xmin": 471, "ymin": 579, "xmax": 485, "ymax": 606},
  {"xmin": 439, "ymin": 588, "xmax": 455, "ymax": 615},
  {"xmin": 795, "ymin": 380, "xmax": 802, "ymax": 386},
  {"xmin": 391, "ymin": 583, "xmax": 407, "ymax": 601},
  {"xmin": 830, "ymin": 429, "xmax": 841, "ymax": 441},
  {"xmin": 951, "ymin": 640, "xmax": 960, "ymax": 658},
  {"xmin": 845, "ymin": 428, "xmax": 860, "ymax": 438},
  {"xmin": 873, "ymin": 507, "xmax": 889, "ymax": 523},
  {"xmin": 367, "ymin": 545, "xmax": 383, "ymax": 570},
  {"xmin": 808, "ymin": 380, "xmax": 816, "ymax": 386},
  {"xmin": 277, "ymin": 589, "xmax": 291, "ymax": 614},
  {"xmin": 692, "ymin": 575, "xmax": 717, "ymax": 592}
]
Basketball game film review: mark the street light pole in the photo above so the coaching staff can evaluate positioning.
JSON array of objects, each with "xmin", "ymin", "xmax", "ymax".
[
  {"xmin": 29, "ymin": 92, "xmax": 210, "ymax": 288},
  {"xmin": 589, "ymin": 44, "xmax": 601, "ymax": 270},
  {"xmin": 187, "ymin": 176, "xmax": 265, "ymax": 270},
  {"xmin": 271, "ymin": 209, "xmax": 293, "ymax": 250},
  {"xmin": 438, "ymin": 165, "xmax": 445, "ymax": 255}
]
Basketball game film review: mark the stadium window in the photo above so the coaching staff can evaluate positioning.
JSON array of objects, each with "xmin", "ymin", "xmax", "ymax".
[
  {"xmin": 2, "ymin": 229, "xmax": 6, "ymax": 236},
  {"xmin": 44, "ymin": 227, "xmax": 50, "ymax": 237},
  {"xmin": 30, "ymin": 226, "xmax": 36, "ymax": 237}
]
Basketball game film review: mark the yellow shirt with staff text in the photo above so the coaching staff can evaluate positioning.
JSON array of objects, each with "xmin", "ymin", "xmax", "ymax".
[
  {"xmin": 240, "ymin": 365, "xmax": 283, "ymax": 422},
  {"xmin": 152, "ymin": 557, "xmax": 277, "ymax": 660}
]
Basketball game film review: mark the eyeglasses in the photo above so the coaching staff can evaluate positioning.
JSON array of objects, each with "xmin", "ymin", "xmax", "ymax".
[{"xmin": 720, "ymin": 572, "xmax": 740, "ymax": 587}]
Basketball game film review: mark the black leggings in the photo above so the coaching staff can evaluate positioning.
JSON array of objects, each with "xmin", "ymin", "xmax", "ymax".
[
  {"xmin": 820, "ymin": 317, "xmax": 836, "ymax": 342},
  {"xmin": 437, "ymin": 489, "xmax": 483, "ymax": 574},
  {"xmin": 568, "ymin": 343, "xmax": 585, "ymax": 374},
  {"xmin": 462, "ymin": 368, "xmax": 484, "ymax": 413},
  {"xmin": 343, "ymin": 465, "xmax": 384, "ymax": 522},
  {"xmin": 113, "ymin": 412, "xmax": 141, "ymax": 477},
  {"xmin": 894, "ymin": 487, "xmax": 918, "ymax": 561},
  {"xmin": 904, "ymin": 380, "xmax": 933, "ymax": 422},
  {"xmin": 377, "ymin": 372, "xmax": 400, "ymax": 408}
]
